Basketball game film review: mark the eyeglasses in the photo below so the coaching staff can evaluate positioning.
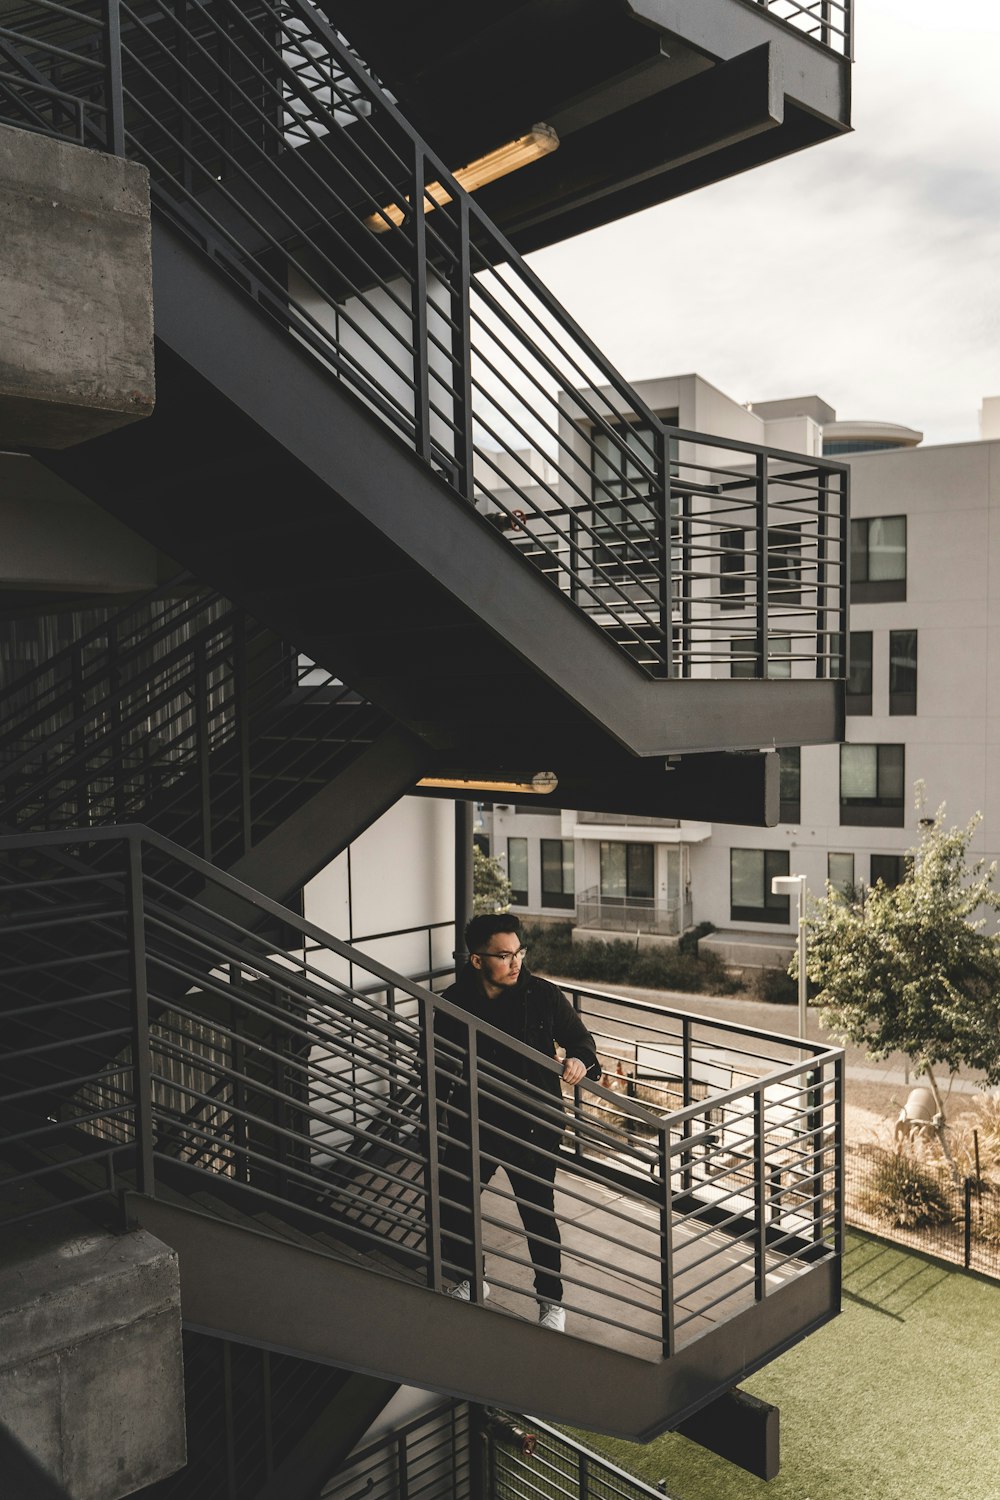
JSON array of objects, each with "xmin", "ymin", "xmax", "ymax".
[{"xmin": 476, "ymin": 946, "xmax": 528, "ymax": 965}]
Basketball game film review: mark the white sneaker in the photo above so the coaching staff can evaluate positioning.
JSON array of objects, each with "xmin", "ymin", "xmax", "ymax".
[
  {"xmin": 538, "ymin": 1301, "xmax": 566, "ymax": 1332},
  {"xmin": 447, "ymin": 1279, "xmax": 490, "ymax": 1301}
]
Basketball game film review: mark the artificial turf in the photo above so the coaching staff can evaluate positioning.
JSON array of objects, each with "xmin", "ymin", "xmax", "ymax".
[{"xmin": 574, "ymin": 1231, "xmax": 999, "ymax": 1500}]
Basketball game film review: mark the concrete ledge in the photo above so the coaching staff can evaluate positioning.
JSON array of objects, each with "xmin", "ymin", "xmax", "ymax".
[
  {"xmin": 0, "ymin": 1225, "xmax": 185, "ymax": 1500},
  {"xmin": 0, "ymin": 124, "xmax": 154, "ymax": 449}
]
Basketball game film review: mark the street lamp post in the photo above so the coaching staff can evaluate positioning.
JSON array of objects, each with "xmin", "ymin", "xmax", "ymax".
[{"xmin": 771, "ymin": 873, "xmax": 808, "ymax": 1039}]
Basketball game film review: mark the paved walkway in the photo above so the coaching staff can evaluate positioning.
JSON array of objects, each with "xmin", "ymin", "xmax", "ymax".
[{"xmin": 548, "ymin": 975, "xmax": 991, "ymax": 1102}]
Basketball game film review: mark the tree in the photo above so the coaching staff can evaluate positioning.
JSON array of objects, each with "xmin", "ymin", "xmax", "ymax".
[
  {"xmin": 473, "ymin": 845, "xmax": 512, "ymax": 915},
  {"xmin": 800, "ymin": 806, "xmax": 1000, "ymax": 1149}
]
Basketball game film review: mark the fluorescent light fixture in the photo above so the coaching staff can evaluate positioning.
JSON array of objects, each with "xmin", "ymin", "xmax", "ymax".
[
  {"xmin": 418, "ymin": 771, "xmax": 558, "ymax": 796},
  {"xmin": 367, "ymin": 124, "xmax": 559, "ymax": 233}
]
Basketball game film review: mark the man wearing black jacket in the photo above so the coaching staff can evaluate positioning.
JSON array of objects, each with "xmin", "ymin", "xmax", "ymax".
[{"xmin": 436, "ymin": 913, "xmax": 601, "ymax": 1332}]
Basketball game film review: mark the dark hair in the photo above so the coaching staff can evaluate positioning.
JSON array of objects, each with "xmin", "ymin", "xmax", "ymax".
[{"xmin": 464, "ymin": 912, "xmax": 522, "ymax": 955}]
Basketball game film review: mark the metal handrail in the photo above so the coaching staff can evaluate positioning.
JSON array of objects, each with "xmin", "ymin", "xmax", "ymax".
[
  {"xmin": 0, "ymin": 2, "xmax": 848, "ymax": 682},
  {"xmin": 0, "ymin": 582, "xmax": 387, "ymax": 864},
  {"xmin": 751, "ymin": 0, "xmax": 853, "ymax": 57},
  {"xmin": 0, "ymin": 826, "xmax": 843, "ymax": 1361}
]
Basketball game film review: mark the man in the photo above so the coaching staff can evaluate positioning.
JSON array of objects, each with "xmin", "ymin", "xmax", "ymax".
[{"xmin": 436, "ymin": 913, "xmax": 601, "ymax": 1332}]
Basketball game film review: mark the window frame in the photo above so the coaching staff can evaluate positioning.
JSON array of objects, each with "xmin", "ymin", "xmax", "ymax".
[
  {"xmin": 507, "ymin": 836, "xmax": 529, "ymax": 906},
  {"xmin": 778, "ymin": 746, "xmax": 801, "ymax": 823},
  {"xmin": 839, "ymin": 743, "xmax": 905, "ymax": 827},
  {"xmin": 730, "ymin": 847, "xmax": 791, "ymax": 925},
  {"xmin": 540, "ymin": 837, "xmax": 575, "ymax": 910},
  {"xmin": 851, "ymin": 515, "xmax": 907, "ymax": 602},
  {"xmin": 846, "ymin": 630, "xmax": 873, "ymax": 715},
  {"xmin": 889, "ymin": 628, "xmax": 918, "ymax": 715}
]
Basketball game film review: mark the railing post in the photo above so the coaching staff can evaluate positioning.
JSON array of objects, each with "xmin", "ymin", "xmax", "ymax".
[
  {"xmin": 807, "ymin": 1065, "xmax": 824, "ymax": 1244},
  {"xmin": 834, "ymin": 1052, "xmax": 845, "ymax": 1257},
  {"xmin": 411, "ymin": 145, "xmax": 431, "ymax": 464},
  {"xmin": 125, "ymin": 837, "xmax": 155, "ymax": 1196},
  {"xmin": 654, "ymin": 425, "xmax": 674, "ymax": 677},
  {"xmin": 815, "ymin": 467, "xmax": 830, "ymax": 679},
  {"xmin": 466, "ymin": 1024, "xmax": 485, "ymax": 1303},
  {"xmin": 396, "ymin": 1431, "xmax": 410, "ymax": 1500},
  {"xmin": 658, "ymin": 1128, "xmax": 675, "ymax": 1357},
  {"xmin": 233, "ymin": 612, "xmax": 253, "ymax": 857},
  {"xmin": 102, "ymin": 0, "xmax": 125, "ymax": 155},
  {"xmin": 420, "ymin": 996, "xmax": 443, "ymax": 1291},
  {"xmin": 71, "ymin": 645, "xmax": 87, "ymax": 823},
  {"xmin": 453, "ymin": 196, "xmax": 475, "ymax": 500},
  {"xmin": 681, "ymin": 1016, "xmax": 693, "ymax": 1192},
  {"xmin": 753, "ymin": 1089, "xmax": 768, "ymax": 1301},
  {"xmin": 194, "ymin": 636, "xmax": 213, "ymax": 861},
  {"xmin": 755, "ymin": 451, "xmax": 769, "ymax": 678}
]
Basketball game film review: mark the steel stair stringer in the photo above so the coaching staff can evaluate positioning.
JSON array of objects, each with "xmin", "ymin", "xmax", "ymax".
[
  {"xmin": 127, "ymin": 1189, "xmax": 839, "ymax": 1444},
  {"xmin": 39, "ymin": 218, "xmax": 842, "ymax": 767}
]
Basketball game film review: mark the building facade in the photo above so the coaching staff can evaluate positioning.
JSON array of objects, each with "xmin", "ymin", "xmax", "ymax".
[{"xmin": 489, "ymin": 379, "xmax": 1000, "ymax": 965}]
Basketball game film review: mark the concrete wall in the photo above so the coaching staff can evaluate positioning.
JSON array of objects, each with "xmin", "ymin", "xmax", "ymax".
[
  {"xmin": 304, "ymin": 794, "xmax": 456, "ymax": 980},
  {"xmin": 0, "ymin": 124, "xmax": 154, "ymax": 449},
  {"xmin": 0, "ymin": 1225, "xmax": 185, "ymax": 1500}
]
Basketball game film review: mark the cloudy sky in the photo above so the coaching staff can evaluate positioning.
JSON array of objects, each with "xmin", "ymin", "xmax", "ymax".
[{"xmin": 527, "ymin": 0, "xmax": 1000, "ymax": 447}]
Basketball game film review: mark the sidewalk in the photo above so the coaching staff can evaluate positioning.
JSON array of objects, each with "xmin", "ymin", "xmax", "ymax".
[{"xmin": 548, "ymin": 975, "xmax": 992, "ymax": 1127}]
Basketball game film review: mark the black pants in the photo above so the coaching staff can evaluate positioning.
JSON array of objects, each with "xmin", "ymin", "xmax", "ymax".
[{"xmin": 439, "ymin": 1141, "xmax": 563, "ymax": 1303}]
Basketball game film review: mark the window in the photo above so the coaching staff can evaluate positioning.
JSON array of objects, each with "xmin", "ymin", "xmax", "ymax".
[
  {"xmin": 732, "ymin": 635, "xmax": 790, "ymax": 679},
  {"xmin": 591, "ymin": 422, "xmax": 660, "ymax": 582},
  {"xmin": 507, "ymin": 837, "xmax": 528, "ymax": 905},
  {"xmin": 828, "ymin": 852, "xmax": 855, "ymax": 897},
  {"xmin": 851, "ymin": 516, "xmax": 906, "ymax": 602},
  {"xmin": 870, "ymin": 853, "xmax": 910, "ymax": 889},
  {"xmin": 768, "ymin": 524, "xmax": 802, "ymax": 605},
  {"xmin": 514, "ymin": 803, "xmax": 561, "ymax": 816},
  {"xmin": 779, "ymin": 747, "xmax": 801, "ymax": 822},
  {"xmin": 889, "ymin": 630, "xmax": 917, "ymax": 715},
  {"xmin": 840, "ymin": 744, "xmax": 905, "ymax": 826},
  {"xmin": 599, "ymin": 841, "xmax": 654, "ymax": 904},
  {"xmin": 541, "ymin": 839, "xmax": 575, "ymax": 909},
  {"xmin": 847, "ymin": 631, "xmax": 872, "ymax": 715},
  {"xmin": 720, "ymin": 528, "xmax": 745, "ymax": 608},
  {"xmin": 730, "ymin": 848, "xmax": 790, "ymax": 924}
]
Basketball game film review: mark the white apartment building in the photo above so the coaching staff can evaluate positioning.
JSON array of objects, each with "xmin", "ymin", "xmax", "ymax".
[{"xmin": 485, "ymin": 378, "xmax": 1000, "ymax": 965}]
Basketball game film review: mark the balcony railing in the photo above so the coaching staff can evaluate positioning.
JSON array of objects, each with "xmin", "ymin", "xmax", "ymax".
[
  {"xmin": 751, "ymin": 0, "xmax": 853, "ymax": 57},
  {"xmin": 0, "ymin": 2, "xmax": 848, "ymax": 684},
  {"xmin": 0, "ymin": 580, "xmax": 385, "ymax": 864},
  {"xmin": 0, "ymin": 826, "xmax": 843, "ymax": 1370},
  {"xmin": 576, "ymin": 887, "xmax": 692, "ymax": 938}
]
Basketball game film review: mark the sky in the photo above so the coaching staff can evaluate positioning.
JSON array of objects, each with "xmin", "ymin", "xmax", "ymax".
[{"xmin": 527, "ymin": 0, "xmax": 1000, "ymax": 447}]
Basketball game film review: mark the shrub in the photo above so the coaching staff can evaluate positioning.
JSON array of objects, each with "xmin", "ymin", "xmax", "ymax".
[
  {"xmin": 522, "ymin": 924, "xmax": 739, "ymax": 995},
  {"xmin": 746, "ymin": 967, "xmax": 798, "ymax": 1005},
  {"xmin": 856, "ymin": 1147, "xmax": 952, "ymax": 1229}
]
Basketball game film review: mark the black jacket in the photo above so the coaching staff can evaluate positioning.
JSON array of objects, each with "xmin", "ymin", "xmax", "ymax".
[{"xmin": 436, "ymin": 966, "xmax": 601, "ymax": 1158}]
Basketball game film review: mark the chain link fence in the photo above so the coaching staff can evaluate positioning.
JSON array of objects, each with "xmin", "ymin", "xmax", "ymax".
[{"xmin": 845, "ymin": 1141, "xmax": 1000, "ymax": 1278}]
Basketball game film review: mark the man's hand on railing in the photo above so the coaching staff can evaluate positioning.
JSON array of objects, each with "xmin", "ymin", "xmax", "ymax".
[{"xmin": 562, "ymin": 1057, "xmax": 587, "ymax": 1086}]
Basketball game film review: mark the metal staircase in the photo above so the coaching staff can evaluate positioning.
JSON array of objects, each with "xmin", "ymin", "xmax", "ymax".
[
  {"xmin": 0, "ymin": 825, "xmax": 843, "ymax": 1440},
  {"xmin": 5, "ymin": 0, "xmax": 848, "ymax": 774},
  {"xmin": 0, "ymin": 581, "xmax": 426, "ymax": 903}
]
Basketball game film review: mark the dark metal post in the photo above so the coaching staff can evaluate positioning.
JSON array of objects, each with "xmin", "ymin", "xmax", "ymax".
[
  {"xmin": 233, "ymin": 612, "xmax": 253, "ymax": 856},
  {"xmin": 964, "ymin": 1178, "xmax": 973, "ymax": 1270},
  {"xmin": 454, "ymin": 799, "xmax": 474, "ymax": 967},
  {"xmin": 103, "ymin": 0, "xmax": 125, "ymax": 155},
  {"xmin": 681, "ymin": 1016, "xmax": 693, "ymax": 1192},
  {"xmin": 194, "ymin": 636, "xmax": 212, "ymax": 861},
  {"xmin": 753, "ymin": 1089, "xmax": 768, "ymax": 1301},
  {"xmin": 654, "ymin": 425, "xmax": 673, "ymax": 676},
  {"xmin": 833, "ymin": 1053, "xmax": 845, "ymax": 1257},
  {"xmin": 125, "ymin": 837, "xmax": 155, "ymax": 1196},
  {"xmin": 468, "ymin": 1406, "xmax": 487, "ymax": 1500},
  {"xmin": 467, "ymin": 1026, "xmax": 485, "ymax": 1302},
  {"xmin": 420, "ymin": 996, "xmax": 442, "ymax": 1290},
  {"xmin": 411, "ymin": 145, "xmax": 431, "ymax": 463},
  {"xmin": 815, "ymin": 468, "xmax": 830, "ymax": 679},
  {"xmin": 658, "ymin": 1128, "xmax": 675, "ymax": 1357},
  {"xmin": 453, "ymin": 197, "xmax": 475, "ymax": 500},
  {"xmin": 755, "ymin": 452, "xmax": 769, "ymax": 678},
  {"xmin": 396, "ymin": 1432, "xmax": 410, "ymax": 1500},
  {"xmin": 806, "ymin": 1065, "xmax": 824, "ymax": 1244}
]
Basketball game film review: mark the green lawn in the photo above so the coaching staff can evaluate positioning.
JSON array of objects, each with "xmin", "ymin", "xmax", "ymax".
[{"xmin": 577, "ymin": 1231, "xmax": 998, "ymax": 1500}]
